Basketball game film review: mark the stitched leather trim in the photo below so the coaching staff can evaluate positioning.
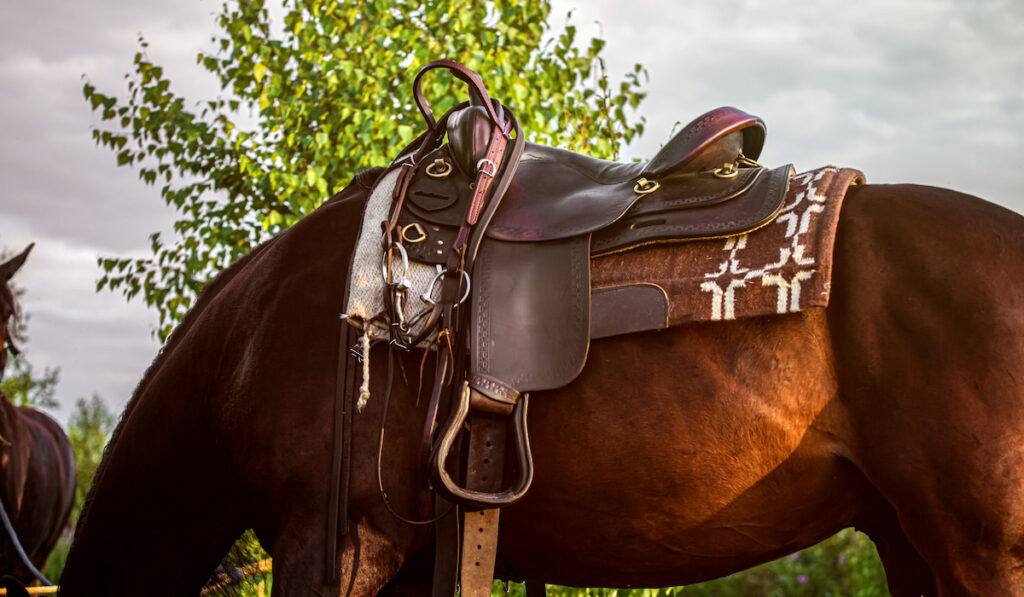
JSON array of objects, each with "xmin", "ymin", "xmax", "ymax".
[{"xmin": 468, "ymin": 373, "xmax": 520, "ymax": 405}]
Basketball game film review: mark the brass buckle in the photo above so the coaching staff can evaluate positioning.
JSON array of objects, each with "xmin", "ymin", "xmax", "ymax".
[
  {"xmin": 633, "ymin": 178, "xmax": 660, "ymax": 195},
  {"xmin": 401, "ymin": 222, "xmax": 427, "ymax": 244},
  {"xmin": 426, "ymin": 158, "xmax": 452, "ymax": 178}
]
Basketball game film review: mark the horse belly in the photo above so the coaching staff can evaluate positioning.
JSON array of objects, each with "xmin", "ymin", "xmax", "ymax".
[{"xmin": 497, "ymin": 311, "xmax": 862, "ymax": 586}]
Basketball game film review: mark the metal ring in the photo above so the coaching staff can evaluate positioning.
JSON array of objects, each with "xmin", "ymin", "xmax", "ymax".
[
  {"xmin": 477, "ymin": 158, "xmax": 496, "ymax": 177},
  {"xmin": 381, "ymin": 243, "xmax": 409, "ymax": 285},
  {"xmin": 426, "ymin": 159, "xmax": 452, "ymax": 178},
  {"xmin": 421, "ymin": 267, "xmax": 471, "ymax": 307},
  {"xmin": 401, "ymin": 222, "xmax": 427, "ymax": 244},
  {"xmin": 736, "ymin": 152, "xmax": 763, "ymax": 169},
  {"xmin": 713, "ymin": 163, "xmax": 738, "ymax": 179},
  {"xmin": 633, "ymin": 178, "xmax": 660, "ymax": 195}
]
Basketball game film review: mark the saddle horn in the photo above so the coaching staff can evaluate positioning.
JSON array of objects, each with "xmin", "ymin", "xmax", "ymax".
[{"xmin": 412, "ymin": 60, "xmax": 507, "ymax": 134}]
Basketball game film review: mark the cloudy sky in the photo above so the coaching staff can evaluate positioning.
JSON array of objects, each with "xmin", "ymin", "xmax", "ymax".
[{"xmin": 1, "ymin": 0, "xmax": 1022, "ymax": 426}]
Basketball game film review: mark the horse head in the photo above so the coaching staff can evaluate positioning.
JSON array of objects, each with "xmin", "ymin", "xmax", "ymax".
[{"xmin": 0, "ymin": 244, "xmax": 32, "ymax": 380}]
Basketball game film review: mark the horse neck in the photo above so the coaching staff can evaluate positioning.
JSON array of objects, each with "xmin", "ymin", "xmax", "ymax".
[
  {"xmin": 61, "ymin": 183, "xmax": 374, "ymax": 594},
  {"xmin": 58, "ymin": 349, "xmax": 245, "ymax": 593},
  {"xmin": 0, "ymin": 394, "xmax": 29, "ymax": 510},
  {"xmin": 59, "ymin": 251, "xmax": 271, "ymax": 593}
]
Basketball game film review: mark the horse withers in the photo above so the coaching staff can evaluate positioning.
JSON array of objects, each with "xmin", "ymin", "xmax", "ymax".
[{"xmin": 0, "ymin": 245, "xmax": 76, "ymax": 586}]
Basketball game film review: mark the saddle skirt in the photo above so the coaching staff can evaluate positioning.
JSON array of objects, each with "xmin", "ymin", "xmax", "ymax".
[{"xmin": 591, "ymin": 166, "xmax": 865, "ymax": 329}]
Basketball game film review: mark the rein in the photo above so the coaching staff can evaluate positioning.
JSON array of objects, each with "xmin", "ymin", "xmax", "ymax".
[
  {"xmin": 326, "ymin": 61, "xmax": 527, "ymax": 593},
  {"xmin": 0, "ymin": 493, "xmax": 53, "ymax": 586}
]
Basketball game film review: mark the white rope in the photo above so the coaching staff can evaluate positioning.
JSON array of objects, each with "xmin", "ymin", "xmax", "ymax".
[{"xmin": 357, "ymin": 324, "xmax": 371, "ymax": 412}]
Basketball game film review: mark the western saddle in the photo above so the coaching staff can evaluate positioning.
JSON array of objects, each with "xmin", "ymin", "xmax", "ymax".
[{"xmin": 333, "ymin": 60, "xmax": 792, "ymax": 596}]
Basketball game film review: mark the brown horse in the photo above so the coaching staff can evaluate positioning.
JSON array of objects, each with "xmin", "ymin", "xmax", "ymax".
[
  {"xmin": 0, "ymin": 246, "xmax": 76, "ymax": 585},
  {"xmin": 59, "ymin": 173, "xmax": 1024, "ymax": 596}
]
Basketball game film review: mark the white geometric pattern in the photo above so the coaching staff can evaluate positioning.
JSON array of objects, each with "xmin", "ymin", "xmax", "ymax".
[{"xmin": 699, "ymin": 168, "xmax": 836, "ymax": 320}]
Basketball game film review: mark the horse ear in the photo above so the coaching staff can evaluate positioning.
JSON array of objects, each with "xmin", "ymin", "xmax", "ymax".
[{"xmin": 0, "ymin": 243, "xmax": 34, "ymax": 282}]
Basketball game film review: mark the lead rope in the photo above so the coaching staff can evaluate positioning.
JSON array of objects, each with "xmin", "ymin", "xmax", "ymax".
[{"xmin": 0, "ymin": 492, "xmax": 52, "ymax": 586}]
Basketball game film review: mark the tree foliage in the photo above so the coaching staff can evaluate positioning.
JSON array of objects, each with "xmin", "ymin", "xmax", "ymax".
[
  {"xmin": 0, "ymin": 358, "xmax": 60, "ymax": 409},
  {"xmin": 84, "ymin": 0, "xmax": 647, "ymax": 340},
  {"xmin": 0, "ymin": 257, "xmax": 60, "ymax": 409},
  {"xmin": 43, "ymin": 394, "xmax": 118, "ymax": 582},
  {"xmin": 67, "ymin": 395, "xmax": 117, "ymax": 524}
]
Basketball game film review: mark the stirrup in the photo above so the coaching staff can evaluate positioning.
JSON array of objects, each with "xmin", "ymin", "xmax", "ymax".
[{"xmin": 428, "ymin": 382, "xmax": 534, "ymax": 509}]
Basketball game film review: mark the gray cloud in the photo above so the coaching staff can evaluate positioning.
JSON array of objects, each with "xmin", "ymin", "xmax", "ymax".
[{"xmin": 554, "ymin": 0, "xmax": 1023, "ymax": 210}]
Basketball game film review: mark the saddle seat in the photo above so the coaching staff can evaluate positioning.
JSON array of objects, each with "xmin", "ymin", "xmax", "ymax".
[{"xmin": 399, "ymin": 106, "xmax": 791, "ymax": 264}]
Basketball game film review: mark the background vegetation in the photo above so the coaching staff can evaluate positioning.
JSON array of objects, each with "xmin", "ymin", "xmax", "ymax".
[
  {"xmin": 501, "ymin": 530, "xmax": 888, "ymax": 596},
  {"xmin": 85, "ymin": 0, "xmax": 647, "ymax": 341},
  {"xmin": 7, "ymin": 0, "xmax": 892, "ymax": 593},
  {"xmin": 0, "ymin": 271, "xmax": 117, "ymax": 583}
]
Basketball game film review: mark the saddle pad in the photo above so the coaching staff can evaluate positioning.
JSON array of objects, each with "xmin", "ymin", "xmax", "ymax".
[
  {"xmin": 345, "ymin": 167, "xmax": 444, "ymax": 342},
  {"xmin": 590, "ymin": 166, "xmax": 864, "ymax": 324}
]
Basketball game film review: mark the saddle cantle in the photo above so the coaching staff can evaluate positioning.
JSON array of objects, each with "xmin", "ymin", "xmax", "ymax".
[{"xmin": 340, "ymin": 60, "xmax": 800, "ymax": 597}]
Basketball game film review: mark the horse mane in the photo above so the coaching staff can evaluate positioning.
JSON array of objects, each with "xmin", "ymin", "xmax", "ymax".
[
  {"xmin": 0, "ymin": 281, "xmax": 15, "ymax": 329},
  {"xmin": 70, "ymin": 167, "xmax": 384, "ymax": 552},
  {"xmin": 0, "ymin": 263, "xmax": 25, "ymax": 343}
]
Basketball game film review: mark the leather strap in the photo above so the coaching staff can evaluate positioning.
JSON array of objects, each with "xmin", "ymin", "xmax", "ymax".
[
  {"xmin": 412, "ymin": 60, "xmax": 507, "ymax": 133},
  {"xmin": 461, "ymin": 508, "xmax": 501, "ymax": 597},
  {"xmin": 432, "ymin": 497, "xmax": 460, "ymax": 597},
  {"xmin": 465, "ymin": 111, "xmax": 525, "ymax": 266},
  {"xmin": 325, "ymin": 321, "xmax": 357, "ymax": 583},
  {"xmin": 466, "ymin": 125, "xmax": 509, "ymax": 226},
  {"xmin": 458, "ymin": 406, "xmax": 510, "ymax": 597}
]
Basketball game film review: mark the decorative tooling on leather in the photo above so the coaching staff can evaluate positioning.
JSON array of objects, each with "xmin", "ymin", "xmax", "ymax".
[
  {"xmin": 471, "ymin": 236, "xmax": 590, "ymax": 392},
  {"xmin": 590, "ymin": 164, "xmax": 792, "ymax": 254}
]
